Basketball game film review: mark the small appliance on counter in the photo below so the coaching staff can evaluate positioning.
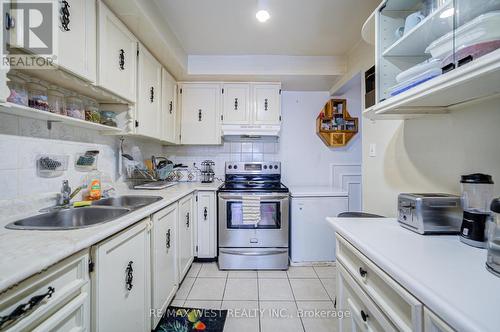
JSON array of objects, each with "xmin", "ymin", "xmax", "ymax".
[
  {"xmin": 200, "ymin": 160, "xmax": 215, "ymax": 183},
  {"xmin": 398, "ymin": 193, "xmax": 462, "ymax": 234},
  {"xmin": 460, "ymin": 173, "xmax": 494, "ymax": 248},
  {"xmin": 487, "ymin": 198, "xmax": 500, "ymax": 277}
]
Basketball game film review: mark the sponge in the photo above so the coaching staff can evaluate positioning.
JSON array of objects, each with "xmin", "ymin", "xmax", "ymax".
[{"xmin": 73, "ymin": 201, "xmax": 92, "ymax": 208}]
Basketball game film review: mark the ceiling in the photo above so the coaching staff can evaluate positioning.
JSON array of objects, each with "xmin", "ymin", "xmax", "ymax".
[{"xmin": 155, "ymin": 0, "xmax": 379, "ymax": 56}]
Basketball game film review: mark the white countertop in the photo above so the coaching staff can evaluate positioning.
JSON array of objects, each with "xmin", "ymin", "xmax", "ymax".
[
  {"xmin": 0, "ymin": 182, "xmax": 221, "ymax": 293},
  {"xmin": 288, "ymin": 185, "xmax": 347, "ymax": 197},
  {"xmin": 327, "ymin": 217, "xmax": 500, "ymax": 332}
]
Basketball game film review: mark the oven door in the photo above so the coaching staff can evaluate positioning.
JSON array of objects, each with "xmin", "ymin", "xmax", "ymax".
[{"xmin": 218, "ymin": 192, "xmax": 289, "ymax": 248}]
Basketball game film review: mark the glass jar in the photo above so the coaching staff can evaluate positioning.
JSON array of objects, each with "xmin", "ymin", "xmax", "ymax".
[
  {"xmin": 26, "ymin": 82, "xmax": 49, "ymax": 111},
  {"xmin": 84, "ymin": 98, "xmax": 101, "ymax": 123},
  {"xmin": 487, "ymin": 198, "xmax": 500, "ymax": 277},
  {"xmin": 461, "ymin": 173, "xmax": 494, "ymax": 213},
  {"xmin": 65, "ymin": 96, "xmax": 84, "ymax": 120},
  {"xmin": 7, "ymin": 75, "xmax": 28, "ymax": 106},
  {"xmin": 47, "ymin": 89, "xmax": 66, "ymax": 115},
  {"xmin": 100, "ymin": 111, "xmax": 117, "ymax": 127}
]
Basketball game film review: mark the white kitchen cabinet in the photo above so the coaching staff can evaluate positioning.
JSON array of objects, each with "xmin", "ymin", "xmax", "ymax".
[
  {"xmin": 136, "ymin": 43, "xmax": 162, "ymax": 138},
  {"xmin": 222, "ymin": 83, "xmax": 250, "ymax": 124},
  {"xmin": 91, "ymin": 219, "xmax": 151, "ymax": 332},
  {"xmin": 161, "ymin": 68, "xmax": 178, "ymax": 144},
  {"xmin": 178, "ymin": 194, "xmax": 195, "ymax": 281},
  {"xmin": 56, "ymin": 0, "xmax": 97, "ymax": 82},
  {"xmin": 196, "ymin": 191, "xmax": 217, "ymax": 259},
  {"xmin": 253, "ymin": 83, "xmax": 281, "ymax": 125},
  {"xmin": 97, "ymin": 0, "xmax": 137, "ymax": 102},
  {"xmin": 151, "ymin": 204, "xmax": 178, "ymax": 328},
  {"xmin": 179, "ymin": 83, "xmax": 221, "ymax": 145},
  {"xmin": 424, "ymin": 308, "xmax": 455, "ymax": 332}
]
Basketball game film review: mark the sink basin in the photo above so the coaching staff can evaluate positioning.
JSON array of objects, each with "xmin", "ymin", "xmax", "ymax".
[
  {"xmin": 5, "ymin": 207, "xmax": 131, "ymax": 230},
  {"xmin": 92, "ymin": 195, "xmax": 162, "ymax": 210}
]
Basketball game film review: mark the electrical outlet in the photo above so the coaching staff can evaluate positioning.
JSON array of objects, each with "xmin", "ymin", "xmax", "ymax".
[{"xmin": 369, "ymin": 143, "xmax": 376, "ymax": 157}]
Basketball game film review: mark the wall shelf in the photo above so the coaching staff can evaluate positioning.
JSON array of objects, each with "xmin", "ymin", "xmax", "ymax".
[
  {"xmin": 0, "ymin": 102, "xmax": 124, "ymax": 133},
  {"xmin": 316, "ymin": 99, "xmax": 358, "ymax": 147}
]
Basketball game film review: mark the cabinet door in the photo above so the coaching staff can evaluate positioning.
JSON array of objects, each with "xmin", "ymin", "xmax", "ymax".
[
  {"xmin": 424, "ymin": 308, "xmax": 454, "ymax": 332},
  {"xmin": 179, "ymin": 83, "xmax": 221, "ymax": 145},
  {"xmin": 178, "ymin": 194, "xmax": 194, "ymax": 281},
  {"xmin": 161, "ymin": 68, "xmax": 177, "ymax": 143},
  {"xmin": 56, "ymin": 0, "xmax": 96, "ymax": 82},
  {"xmin": 97, "ymin": 0, "xmax": 137, "ymax": 102},
  {"xmin": 151, "ymin": 204, "xmax": 178, "ymax": 328},
  {"xmin": 136, "ymin": 43, "xmax": 161, "ymax": 138},
  {"xmin": 92, "ymin": 220, "xmax": 150, "ymax": 332},
  {"xmin": 222, "ymin": 83, "xmax": 250, "ymax": 124},
  {"xmin": 252, "ymin": 84, "xmax": 281, "ymax": 125},
  {"xmin": 196, "ymin": 192, "xmax": 217, "ymax": 258}
]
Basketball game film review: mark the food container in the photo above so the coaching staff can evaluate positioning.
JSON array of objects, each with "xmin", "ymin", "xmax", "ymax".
[
  {"xmin": 388, "ymin": 67, "xmax": 442, "ymax": 96},
  {"xmin": 47, "ymin": 89, "xmax": 66, "ymax": 115},
  {"xmin": 100, "ymin": 111, "xmax": 117, "ymax": 127},
  {"xmin": 65, "ymin": 96, "xmax": 84, "ymax": 120},
  {"xmin": 7, "ymin": 75, "xmax": 28, "ymax": 106},
  {"xmin": 84, "ymin": 99, "xmax": 101, "ymax": 123},
  {"xmin": 27, "ymin": 82, "xmax": 49, "ymax": 111},
  {"xmin": 487, "ymin": 198, "xmax": 500, "ymax": 277}
]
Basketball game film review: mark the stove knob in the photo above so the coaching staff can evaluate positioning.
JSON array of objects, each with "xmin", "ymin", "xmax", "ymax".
[
  {"xmin": 234, "ymin": 165, "xmax": 238, "ymax": 169},
  {"xmin": 228, "ymin": 165, "xmax": 232, "ymax": 169},
  {"xmin": 264, "ymin": 165, "xmax": 268, "ymax": 169},
  {"xmin": 269, "ymin": 164, "xmax": 273, "ymax": 169},
  {"xmin": 274, "ymin": 165, "xmax": 278, "ymax": 169}
]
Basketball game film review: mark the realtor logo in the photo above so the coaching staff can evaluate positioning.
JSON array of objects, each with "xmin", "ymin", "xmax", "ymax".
[{"xmin": 2, "ymin": 0, "xmax": 56, "ymax": 69}]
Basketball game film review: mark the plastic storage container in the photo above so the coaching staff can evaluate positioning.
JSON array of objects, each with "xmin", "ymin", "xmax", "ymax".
[
  {"xmin": 84, "ymin": 99, "xmax": 101, "ymax": 123},
  {"xmin": 65, "ymin": 96, "xmax": 84, "ymax": 120},
  {"xmin": 100, "ymin": 111, "xmax": 117, "ymax": 127},
  {"xmin": 27, "ymin": 82, "xmax": 49, "ymax": 111},
  {"xmin": 487, "ymin": 198, "xmax": 500, "ymax": 277},
  {"xmin": 47, "ymin": 89, "xmax": 66, "ymax": 115},
  {"xmin": 7, "ymin": 75, "xmax": 28, "ymax": 106}
]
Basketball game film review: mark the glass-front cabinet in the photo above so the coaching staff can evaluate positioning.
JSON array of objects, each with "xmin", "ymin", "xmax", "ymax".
[{"xmin": 376, "ymin": 0, "xmax": 500, "ymax": 103}]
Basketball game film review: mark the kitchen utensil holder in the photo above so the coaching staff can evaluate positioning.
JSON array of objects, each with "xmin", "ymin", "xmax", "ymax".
[{"xmin": 37, "ymin": 154, "xmax": 69, "ymax": 177}]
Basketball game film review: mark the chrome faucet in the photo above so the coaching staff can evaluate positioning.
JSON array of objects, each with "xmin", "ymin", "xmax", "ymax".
[{"xmin": 57, "ymin": 180, "xmax": 83, "ymax": 207}]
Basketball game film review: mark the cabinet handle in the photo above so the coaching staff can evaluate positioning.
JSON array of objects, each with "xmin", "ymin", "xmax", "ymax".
[
  {"xmin": 234, "ymin": 98, "xmax": 238, "ymax": 110},
  {"xmin": 166, "ymin": 229, "xmax": 171, "ymax": 249},
  {"xmin": 60, "ymin": 0, "xmax": 71, "ymax": 31},
  {"xmin": 169, "ymin": 101, "xmax": 173, "ymax": 114},
  {"xmin": 333, "ymin": 296, "xmax": 337, "ymax": 309},
  {"xmin": 125, "ymin": 261, "xmax": 134, "ymax": 291},
  {"xmin": 119, "ymin": 49, "xmax": 125, "ymax": 70},
  {"xmin": 5, "ymin": 12, "xmax": 15, "ymax": 30},
  {"xmin": 264, "ymin": 98, "xmax": 268, "ymax": 111},
  {"xmin": 186, "ymin": 212, "xmax": 190, "ymax": 228},
  {"xmin": 360, "ymin": 310, "xmax": 369, "ymax": 322},
  {"xmin": 0, "ymin": 286, "xmax": 55, "ymax": 329},
  {"xmin": 150, "ymin": 87, "xmax": 154, "ymax": 103},
  {"xmin": 203, "ymin": 207, "xmax": 208, "ymax": 220},
  {"xmin": 359, "ymin": 267, "xmax": 367, "ymax": 278},
  {"xmin": 198, "ymin": 109, "xmax": 202, "ymax": 122}
]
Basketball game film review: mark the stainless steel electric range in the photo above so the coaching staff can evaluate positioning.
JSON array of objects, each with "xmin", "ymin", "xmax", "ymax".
[{"xmin": 217, "ymin": 162, "xmax": 289, "ymax": 270}]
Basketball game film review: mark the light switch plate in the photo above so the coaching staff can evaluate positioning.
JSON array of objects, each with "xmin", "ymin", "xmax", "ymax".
[{"xmin": 369, "ymin": 143, "xmax": 376, "ymax": 157}]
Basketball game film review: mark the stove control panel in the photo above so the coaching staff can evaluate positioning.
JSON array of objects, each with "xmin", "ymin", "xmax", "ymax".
[{"xmin": 225, "ymin": 162, "xmax": 281, "ymax": 174}]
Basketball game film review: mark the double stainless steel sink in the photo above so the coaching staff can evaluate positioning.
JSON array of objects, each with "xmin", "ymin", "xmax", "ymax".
[{"xmin": 6, "ymin": 195, "xmax": 162, "ymax": 230}]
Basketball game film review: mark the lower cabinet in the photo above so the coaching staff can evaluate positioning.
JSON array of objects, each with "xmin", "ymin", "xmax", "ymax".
[
  {"xmin": 424, "ymin": 308, "xmax": 455, "ymax": 332},
  {"xmin": 196, "ymin": 191, "xmax": 217, "ymax": 259},
  {"xmin": 178, "ymin": 194, "xmax": 195, "ymax": 281},
  {"xmin": 151, "ymin": 203, "xmax": 178, "ymax": 328},
  {"xmin": 91, "ymin": 219, "xmax": 151, "ymax": 332}
]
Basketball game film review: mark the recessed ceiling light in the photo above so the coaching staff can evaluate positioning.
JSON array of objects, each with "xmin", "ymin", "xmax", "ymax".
[
  {"xmin": 440, "ymin": 7, "xmax": 454, "ymax": 18},
  {"xmin": 256, "ymin": 9, "xmax": 270, "ymax": 22}
]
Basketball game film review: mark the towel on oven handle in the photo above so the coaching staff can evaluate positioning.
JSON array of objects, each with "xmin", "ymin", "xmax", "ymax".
[{"xmin": 242, "ymin": 195, "xmax": 261, "ymax": 226}]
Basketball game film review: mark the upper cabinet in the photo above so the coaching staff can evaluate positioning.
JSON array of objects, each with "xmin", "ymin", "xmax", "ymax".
[
  {"xmin": 366, "ymin": 0, "xmax": 500, "ymax": 119},
  {"xmin": 56, "ymin": 0, "xmax": 97, "ymax": 82},
  {"xmin": 253, "ymin": 83, "xmax": 281, "ymax": 125},
  {"xmin": 97, "ymin": 0, "xmax": 137, "ymax": 103},
  {"xmin": 136, "ymin": 43, "xmax": 162, "ymax": 139},
  {"xmin": 179, "ymin": 83, "xmax": 221, "ymax": 145},
  {"xmin": 222, "ymin": 83, "xmax": 251, "ymax": 124},
  {"xmin": 161, "ymin": 68, "xmax": 178, "ymax": 144}
]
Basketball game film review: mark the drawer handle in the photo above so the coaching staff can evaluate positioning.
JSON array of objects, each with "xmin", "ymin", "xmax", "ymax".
[
  {"xmin": 0, "ymin": 286, "xmax": 55, "ymax": 329},
  {"xmin": 150, "ymin": 87, "xmax": 155, "ymax": 103},
  {"xmin": 359, "ymin": 267, "xmax": 367, "ymax": 278},
  {"xmin": 234, "ymin": 98, "xmax": 238, "ymax": 110},
  {"xmin": 60, "ymin": 0, "xmax": 71, "ymax": 31},
  {"xmin": 125, "ymin": 261, "xmax": 134, "ymax": 291},
  {"xmin": 169, "ymin": 101, "xmax": 173, "ymax": 114},
  {"xmin": 119, "ymin": 49, "xmax": 125, "ymax": 70},
  {"xmin": 264, "ymin": 98, "xmax": 268, "ymax": 111},
  {"xmin": 186, "ymin": 212, "xmax": 190, "ymax": 228},
  {"xmin": 166, "ymin": 229, "xmax": 171, "ymax": 249},
  {"xmin": 203, "ymin": 207, "xmax": 208, "ymax": 220},
  {"xmin": 198, "ymin": 109, "xmax": 202, "ymax": 122},
  {"xmin": 361, "ymin": 310, "xmax": 369, "ymax": 322}
]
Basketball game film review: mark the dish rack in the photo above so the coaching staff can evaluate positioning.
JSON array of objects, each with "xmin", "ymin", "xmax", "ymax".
[{"xmin": 124, "ymin": 162, "xmax": 174, "ymax": 185}]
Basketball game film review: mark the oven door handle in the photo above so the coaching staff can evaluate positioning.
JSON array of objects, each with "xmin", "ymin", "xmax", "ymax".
[
  {"xmin": 219, "ymin": 249, "xmax": 288, "ymax": 256},
  {"xmin": 218, "ymin": 193, "xmax": 289, "ymax": 200}
]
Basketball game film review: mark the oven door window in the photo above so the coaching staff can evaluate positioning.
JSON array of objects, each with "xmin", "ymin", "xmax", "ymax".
[{"xmin": 227, "ymin": 201, "xmax": 281, "ymax": 229}]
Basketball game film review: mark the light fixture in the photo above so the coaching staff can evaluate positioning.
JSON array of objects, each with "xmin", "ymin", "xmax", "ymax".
[
  {"xmin": 256, "ymin": 0, "xmax": 270, "ymax": 22},
  {"xmin": 440, "ymin": 7, "xmax": 454, "ymax": 19}
]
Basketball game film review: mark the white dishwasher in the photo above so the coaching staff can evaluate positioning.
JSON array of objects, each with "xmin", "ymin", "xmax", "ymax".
[{"xmin": 289, "ymin": 186, "xmax": 348, "ymax": 263}]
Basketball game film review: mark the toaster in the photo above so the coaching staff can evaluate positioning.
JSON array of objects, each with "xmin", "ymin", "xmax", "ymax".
[{"xmin": 398, "ymin": 193, "xmax": 462, "ymax": 235}]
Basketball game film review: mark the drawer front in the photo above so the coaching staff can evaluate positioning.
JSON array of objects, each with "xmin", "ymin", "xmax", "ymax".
[
  {"xmin": 336, "ymin": 234, "xmax": 423, "ymax": 332},
  {"xmin": 338, "ymin": 263, "xmax": 397, "ymax": 332},
  {"xmin": 0, "ymin": 250, "xmax": 89, "ymax": 331}
]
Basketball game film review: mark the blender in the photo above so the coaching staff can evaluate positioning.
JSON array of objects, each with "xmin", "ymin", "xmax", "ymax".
[
  {"xmin": 459, "ymin": 173, "xmax": 494, "ymax": 248},
  {"xmin": 487, "ymin": 198, "xmax": 500, "ymax": 277}
]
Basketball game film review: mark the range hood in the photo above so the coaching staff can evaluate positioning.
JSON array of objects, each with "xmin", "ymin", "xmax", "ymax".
[{"xmin": 221, "ymin": 124, "xmax": 281, "ymax": 138}]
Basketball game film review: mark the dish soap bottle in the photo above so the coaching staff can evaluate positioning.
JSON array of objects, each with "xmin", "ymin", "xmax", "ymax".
[{"xmin": 82, "ymin": 170, "xmax": 102, "ymax": 201}]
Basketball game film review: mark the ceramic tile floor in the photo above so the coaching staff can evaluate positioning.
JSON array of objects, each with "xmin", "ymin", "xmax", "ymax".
[{"xmin": 171, "ymin": 262, "xmax": 339, "ymax": 332}]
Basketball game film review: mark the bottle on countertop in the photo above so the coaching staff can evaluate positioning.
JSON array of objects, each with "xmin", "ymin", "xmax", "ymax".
[{"xmin": 82, "ymin": 170, "xmax": 102, "ymax": 201}]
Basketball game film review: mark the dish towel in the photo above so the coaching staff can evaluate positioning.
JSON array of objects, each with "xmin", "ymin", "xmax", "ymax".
[{"xmin": 242, "ymin": 195, "xmax": 261, "ymax": 226}]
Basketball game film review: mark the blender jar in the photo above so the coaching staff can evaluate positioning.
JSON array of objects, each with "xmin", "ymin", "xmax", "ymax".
[
  {"xmin": 461, "ymin": 173, "xmax": 494, "ymax": 213},
  {"xmin": 487, "ymin": 198, "xmax": 500, "ymax": 277}
]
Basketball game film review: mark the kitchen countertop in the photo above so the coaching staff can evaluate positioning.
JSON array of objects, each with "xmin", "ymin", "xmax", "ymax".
[
  {"xmin": 327, "ymin": 217, "xmax": 500, "ymax": 332},
  {"xmin": 288, "ymin": 185, "xmax": 347, "ymax": 197},
  {"xmin": 0, "ymin": 182, "xmax": 221, "ymax": 293}
]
